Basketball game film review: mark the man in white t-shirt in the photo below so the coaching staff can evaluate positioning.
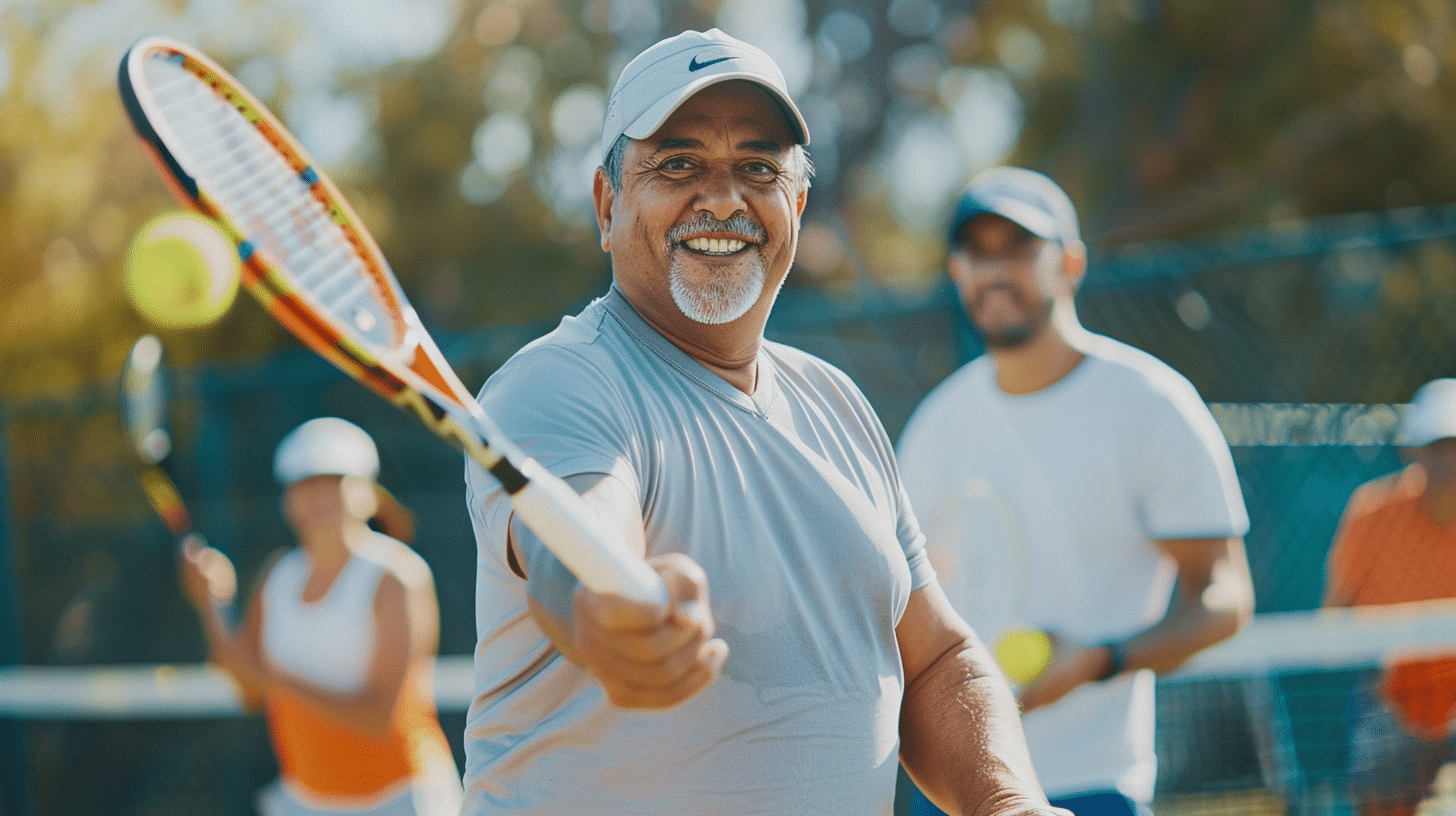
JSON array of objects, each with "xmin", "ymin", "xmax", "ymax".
[
  {"xmin": 460, "ymin": 33, "xmax": 1073, "ymax": 816},
  {"xmin": 897, "ymin": 167, "xmax": 1256, "ymax": 816}
]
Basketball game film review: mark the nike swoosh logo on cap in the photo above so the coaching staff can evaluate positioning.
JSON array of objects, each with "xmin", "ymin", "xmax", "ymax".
[{"xmin": 688, "ymin": 54, "xmax": 734, "ymax": 71}]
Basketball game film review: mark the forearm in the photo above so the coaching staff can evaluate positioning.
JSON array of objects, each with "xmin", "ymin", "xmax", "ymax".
[
  {"xmin": 371, "ymin": 484, "xmax": 417, "ymax": 544},
  {"xmin": 518, "ymin": 519, "xmax": 587, "ymax": 664},
  {"xmin": 901, "ymin": 637, "xmax": 1051, "ymax": 816},
  {"xmin": 1120, "ymin": 537, "xmax": 1254, "ymax": 674},
  {"xmin": 1019, "ymin": 539, "xmax": 1253, "ymax": 713},
  {"xmin": 194, "ymin": 603, "xmax": 268, "ymax": 708},
  {"xmin": 1117, "ymin": 600, "xmax": 1245, "ymax": 675},
  {"xmin": 260, "ymin": 665, "xmax": 412, "ymax": 737},
  {"xmin": 515, "ymin": 514, "xmax": 726, "ymax": 709},
  {"xmin": 510, "ymin": 471, "xmax": 636, "ymax": 665}
]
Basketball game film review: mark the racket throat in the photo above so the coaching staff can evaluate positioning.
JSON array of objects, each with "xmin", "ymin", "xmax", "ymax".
[{"xmin": 489, "ymin": 459, "xmax": 529, "ymax": 494}]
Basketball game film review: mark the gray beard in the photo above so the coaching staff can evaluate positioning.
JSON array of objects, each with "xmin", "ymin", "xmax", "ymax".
[{"xmin": 669, "ymin": 255, "xmax": 765, "ymax": 325}]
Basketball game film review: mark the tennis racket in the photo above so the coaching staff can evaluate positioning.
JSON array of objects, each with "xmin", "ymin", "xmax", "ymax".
[
  {"xmin": 117, "ymin": 36, "xmax": 666, "ymax": 607},
  {"xmin": 923, "ymin": 478, "xmax": 1051, "ymax": 686},
  {"xmin": 120, "ymin": 333, "xmax": 199, "ymax": 548}
]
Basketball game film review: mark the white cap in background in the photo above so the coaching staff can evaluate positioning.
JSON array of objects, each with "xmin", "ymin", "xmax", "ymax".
[
  {"xmin": 272, "ymin": 417, "xmax": 380, "ymax": 486},
  {"xmin": 1399, "ymin": 378, "xmax": 1456, "ymax": 447}
]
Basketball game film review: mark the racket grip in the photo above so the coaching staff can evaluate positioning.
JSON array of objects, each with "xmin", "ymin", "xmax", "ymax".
[{"xmin": 510, "ymin": 459, "xmax": 669, "ymax": 608}]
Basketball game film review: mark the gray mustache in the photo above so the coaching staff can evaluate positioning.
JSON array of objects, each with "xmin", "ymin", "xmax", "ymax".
[{"xmin": 667, "ymin": 214, "xmax": 766, "ymax": 244}]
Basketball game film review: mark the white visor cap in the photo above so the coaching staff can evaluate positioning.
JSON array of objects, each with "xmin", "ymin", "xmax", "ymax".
[
  {"xmin": 600, "ymin": 28, "xmax": 809, "ymax": 161},
  {"xmin": 273, "ymin": 417, "xmax": 380, "ymax": 486}
]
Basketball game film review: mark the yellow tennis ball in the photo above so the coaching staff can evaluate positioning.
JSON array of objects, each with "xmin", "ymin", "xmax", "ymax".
[
  {"xmin": 124, "ymin": 212, "xmax": 240, "ymax": 329},
  {"xmin": 995, "ymin": 629, "xmax": 1054, "ymax": 685}
]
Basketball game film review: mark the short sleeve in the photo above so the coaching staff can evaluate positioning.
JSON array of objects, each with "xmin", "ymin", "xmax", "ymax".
[
  {"xmin": 1322, "ymin": 495, "xmax": 1367, "ymax": 606},
  {"xmin": 895, "ymin": 385, "xmax": 961, "ymax": 593},
  {"xmin": 1321, "ymin": 476, "xmax": 1395, "ymax": 607},
  {"xmin": 1134, "ymin": 382, "xmax": 1249, "ymax": 541},
  {"xmin": 465, "ymin": 342, "xmax": 643, "ymax": 571}
]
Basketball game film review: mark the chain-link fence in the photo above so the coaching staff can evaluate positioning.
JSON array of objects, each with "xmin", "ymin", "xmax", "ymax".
[{"xmin": 4, "ymin": 204, "xmax": 1456, "ymax": 813}]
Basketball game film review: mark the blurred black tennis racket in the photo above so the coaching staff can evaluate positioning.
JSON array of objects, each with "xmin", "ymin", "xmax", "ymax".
[{"xmin": 120, "ymin": 333, "xmax": 198, "ymax": 548}]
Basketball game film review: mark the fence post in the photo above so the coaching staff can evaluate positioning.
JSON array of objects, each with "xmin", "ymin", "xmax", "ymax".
[{"xmin": 0, "ymin": 404, "xmax": 36, "ymax": 816}]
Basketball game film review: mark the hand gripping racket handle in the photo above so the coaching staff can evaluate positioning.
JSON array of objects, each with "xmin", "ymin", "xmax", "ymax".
[{"xmin": 511, "ymin": 458, "xmax": 669, "ymax": 608}]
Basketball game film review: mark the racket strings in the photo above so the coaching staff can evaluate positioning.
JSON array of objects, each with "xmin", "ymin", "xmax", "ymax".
[
  {"xmin": 141, "ymin": 55, "xmax": 399, "ymax": 347},
  {"xmin": 928, "ymin": 483, "xmax": 1034, "ymax": 638}
]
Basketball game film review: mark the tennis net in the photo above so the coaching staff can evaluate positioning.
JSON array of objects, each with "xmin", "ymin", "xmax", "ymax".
[
  {"xmin": 1153, "ymin": 599, "xmax": 1456, "ymax": 816},
  {"xmin": 4, "ymin": 603, "xmax": 1456, "ymax": 815}
]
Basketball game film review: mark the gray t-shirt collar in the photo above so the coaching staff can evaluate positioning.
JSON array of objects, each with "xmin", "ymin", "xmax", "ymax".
[{"xmin": 599, "ymin": 284, "xmax": 778, "ymax": 418}]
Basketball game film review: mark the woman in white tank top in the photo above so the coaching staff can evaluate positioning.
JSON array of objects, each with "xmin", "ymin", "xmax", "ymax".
[{"xmin": 179, "ymin": 418, "xmax": 462, "ymax": 816}]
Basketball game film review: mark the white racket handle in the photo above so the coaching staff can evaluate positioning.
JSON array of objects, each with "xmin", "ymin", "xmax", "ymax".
[{"xmin": 510, "ymin": 458, "xmax": 668, "ymax": 608}]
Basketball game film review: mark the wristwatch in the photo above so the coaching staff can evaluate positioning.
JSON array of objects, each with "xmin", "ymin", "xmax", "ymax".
[{"xmin": 1097, "ymin": 640, "xmax": 1127, "ymax": 681}]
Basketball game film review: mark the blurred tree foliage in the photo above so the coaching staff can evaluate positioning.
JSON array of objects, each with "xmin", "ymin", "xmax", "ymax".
[
  {"xmin": 1, "ymin": 0, "xmax": 1454, "ymax": 402},
  {"xmin": 6, "ymin": 8, "xmax": 1455, "ymax": 811}
]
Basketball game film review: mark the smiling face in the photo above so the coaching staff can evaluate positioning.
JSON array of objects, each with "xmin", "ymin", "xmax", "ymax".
[
  {"xmin": 948, "ymin": 213, "xmax": 1078, "ymax": 350},
  {"xmin": 282, "ymin": 474, "xmax": 377, "ymax": 533},
  {"xmin": 594, "ymin": 80, "xmax": 808, "ymax": 333}
]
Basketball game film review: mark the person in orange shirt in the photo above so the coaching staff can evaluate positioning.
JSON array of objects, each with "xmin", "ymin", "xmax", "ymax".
[
  {"xmin": 1324, "ymin": 379, "xmax": 1456, "ymax": 816},
  {"xmin": 179, "ymin": 417, "xmax": 462, "ymax": 816}
]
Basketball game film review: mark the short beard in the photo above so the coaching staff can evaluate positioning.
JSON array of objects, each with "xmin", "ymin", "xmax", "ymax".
[
  {"xmin": 971, "ymin": 292, "xmax": 1054, "ymax": 350},
  {"xmin": 669, "ymin": 255, "xmax": 765, "ymax": 325},
  {"xmin": 667, "ymin": 214, "xmax": 768, "ymax": 325}
]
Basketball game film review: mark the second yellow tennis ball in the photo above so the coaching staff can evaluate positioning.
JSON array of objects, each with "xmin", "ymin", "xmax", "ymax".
[
  {"xmin": 124, "ymin": 212, "xmax": 240, "ymax": 329},
  {"xmin": 995, "ymin": 629, "xmax": 1054, "ymax": 685}
]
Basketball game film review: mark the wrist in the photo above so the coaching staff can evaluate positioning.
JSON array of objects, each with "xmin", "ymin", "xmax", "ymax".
[{"xmin": 1096, "ymin": 640, "xmax": 1126, "ymax": 681}]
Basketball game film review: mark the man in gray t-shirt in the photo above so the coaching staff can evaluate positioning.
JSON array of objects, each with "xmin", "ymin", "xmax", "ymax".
[{"xmin": 461, "ymin": 29, "xmax": 1070, "ymax": 816}]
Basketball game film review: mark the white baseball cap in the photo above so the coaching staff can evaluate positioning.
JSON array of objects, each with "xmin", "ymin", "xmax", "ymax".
[
  {"xmin": 948, "ymin": 166, "xmax": 1081, "ymax": 245},
  {"xmin": 1399, "ymin": 378, "xmax": 1456, "ymax": 447},
  {"xmin": 273, "ymin": 417, "xmax": 380, "ymax": 486},
  {"xmin": 600, "ymin": 28, "xmax": 810, "ymax": 161}
]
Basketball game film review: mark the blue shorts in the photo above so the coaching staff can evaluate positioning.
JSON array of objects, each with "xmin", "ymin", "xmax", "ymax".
[{"xmin": 912, "ymin": 787, "xmax": 1143, "ymax": 816}]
